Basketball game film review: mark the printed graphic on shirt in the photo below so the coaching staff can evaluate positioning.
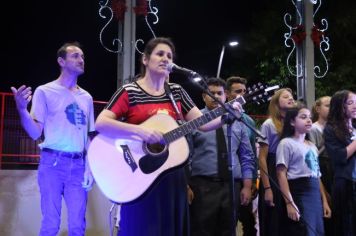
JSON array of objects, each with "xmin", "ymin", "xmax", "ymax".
[
  {"xmin": 65, "ymin": 103, "xmax": 87, "ymax": 127},
  {"xmin": 150, "ymin": 108, "xmax": 171, "ymax": 116},
  {"xmin": 305, "ymin": 149, "xmax": 319, "ymax": 174}
]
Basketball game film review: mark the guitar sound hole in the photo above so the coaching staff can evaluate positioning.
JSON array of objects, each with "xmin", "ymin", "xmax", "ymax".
[{"xmin": 146, "ymin": 143, "xmax": 165, "ymax": 154}]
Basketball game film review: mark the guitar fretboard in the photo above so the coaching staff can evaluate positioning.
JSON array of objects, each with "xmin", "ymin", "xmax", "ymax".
[{"xmin": 163, "ymin": 96, "xmax": 245, "ymax": 144}]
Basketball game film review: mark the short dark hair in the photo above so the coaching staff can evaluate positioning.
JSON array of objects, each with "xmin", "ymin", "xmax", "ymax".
[
  {"xmin": 206, "ymin": 77, "xmax": 226, "ymax": 90},
  {"xmin": 57, "ymin": 41, "xmax": 82, "ymax": 59},
  {"xmin": 226, "ymin": 76, "xmax": 247, "ymax": 90}
]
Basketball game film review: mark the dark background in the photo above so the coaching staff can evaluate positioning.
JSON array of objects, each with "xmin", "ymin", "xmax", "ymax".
[{"xmin": 1, "ymin": 0, "xmax": 355, "ymax": 107}]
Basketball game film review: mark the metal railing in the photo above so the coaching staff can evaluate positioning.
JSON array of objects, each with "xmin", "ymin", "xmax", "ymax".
[
  {"xmin": 0, "ymin": 92, "xmax": 267, "ymax": 169},
  {"xmin": 0, "ymin": 92, "xmax": 106, "ymax": 169}
]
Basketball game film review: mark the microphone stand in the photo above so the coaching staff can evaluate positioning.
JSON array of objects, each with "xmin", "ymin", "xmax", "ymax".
[{"xmin": 191, "ymin": 76, "xmax": 265, "ymax": 236}]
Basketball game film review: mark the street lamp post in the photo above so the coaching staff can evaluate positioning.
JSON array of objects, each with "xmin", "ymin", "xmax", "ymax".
[
  {"xmin": 216, "ymin": 41, "xmax": 239, "ymax": 78},
  {"xmin": 216, "ymin": 45, "xmax": 226, "ymax": 78}
]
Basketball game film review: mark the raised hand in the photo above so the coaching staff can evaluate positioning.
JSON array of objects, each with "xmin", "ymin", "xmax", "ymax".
[
  {"xmin": 10, "ymin": 85, "xmax": 32, "ymax": 110},
  {"xmin": 10, "ymin": 85, "xmax": 43, "ymax": 140}
]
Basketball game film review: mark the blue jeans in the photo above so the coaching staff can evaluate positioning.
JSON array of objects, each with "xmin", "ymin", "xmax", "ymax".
[{"xmin": 38, "ymin": 151, "xmax": 87, "ymax": 236}]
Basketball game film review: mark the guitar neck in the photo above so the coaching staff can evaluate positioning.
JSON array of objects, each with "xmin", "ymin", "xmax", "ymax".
[{"xmin": 163, "ymin": 96, "xmax": 246, "ymax": 144}]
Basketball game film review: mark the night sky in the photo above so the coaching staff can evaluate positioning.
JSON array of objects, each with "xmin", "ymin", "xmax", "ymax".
[{"xmin": 1, "ymin": 0, "xmax": 322, "ymax": 106}]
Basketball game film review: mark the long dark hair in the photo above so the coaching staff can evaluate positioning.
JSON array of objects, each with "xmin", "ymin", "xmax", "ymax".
[
  {"xmin": 327, "ymin": 90, "xmax": 354, "ymax": 142},
  {"xmin": 139, "ymin": 37, "xmax": 176, "ymax": 77},
  {"xmin": 280, "ymin": 102, "xmax": 308, "ymax": 140}
]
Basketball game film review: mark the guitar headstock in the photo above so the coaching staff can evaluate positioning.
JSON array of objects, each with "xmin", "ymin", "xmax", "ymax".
[{"xmin": 244, "ymin": 83, "xmax": 280, "ymax": 105}]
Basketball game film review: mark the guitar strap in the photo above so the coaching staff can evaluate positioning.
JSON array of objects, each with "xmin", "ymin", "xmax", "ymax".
[
  {"xmin": 164, "ymin": 82, "xmax": 193, "ymax": 177},
  {"xmin": 164, "ymin": 82, "xmax": 185, "ymax": 123}
]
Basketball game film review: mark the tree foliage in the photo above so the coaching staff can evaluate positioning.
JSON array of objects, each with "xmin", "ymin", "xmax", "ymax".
[{"xmin": 225, "ymin": 0, "xmax": 356, "ymax": 115}]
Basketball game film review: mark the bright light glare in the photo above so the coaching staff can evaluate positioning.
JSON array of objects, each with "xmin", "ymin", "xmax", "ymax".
[
  {"xmin": 229, "ymin": 41, "xmax": 239, "ymax": 47},
  {"xmin": 193, "ymin": 76, "xmax": 202, "ymax": 82}
]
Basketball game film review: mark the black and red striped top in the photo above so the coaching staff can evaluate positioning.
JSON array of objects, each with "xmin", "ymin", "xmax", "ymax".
[{"xmin": 106, "ymin": 82, "xmax": 196, "ymax": 124}]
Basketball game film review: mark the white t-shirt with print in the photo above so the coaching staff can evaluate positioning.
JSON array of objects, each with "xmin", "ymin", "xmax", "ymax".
[
  {"xmin": 31, "ymin": 81, "xmax": 95, "ymax": 152},
  {"xmin": 276, "ymin": 137, "xmax": 321, "ymax": 180}
]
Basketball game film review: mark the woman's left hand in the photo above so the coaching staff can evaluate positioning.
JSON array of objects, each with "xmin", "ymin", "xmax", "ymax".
[{"xmin": 231, "ymin": 101, "xmax": 244, "ymax": 116}]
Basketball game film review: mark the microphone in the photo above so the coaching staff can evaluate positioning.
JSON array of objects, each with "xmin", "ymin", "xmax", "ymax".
[{"xmin": 167, "ymin": 63, "xmax": 199, "ymax": 77}]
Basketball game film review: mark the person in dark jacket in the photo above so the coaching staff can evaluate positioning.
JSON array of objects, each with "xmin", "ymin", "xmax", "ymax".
[{"xmin": 324, "ymin": 90, "xmax": 356, "ymax": 236}]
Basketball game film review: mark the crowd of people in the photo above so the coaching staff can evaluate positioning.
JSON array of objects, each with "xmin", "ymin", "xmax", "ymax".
[{"xmin": 11, "ymin": 37, "xmax": 356, "ymax": 236}]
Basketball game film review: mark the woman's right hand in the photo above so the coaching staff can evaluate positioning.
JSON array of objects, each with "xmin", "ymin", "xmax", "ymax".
[
  {"xmin": 264, "ymin": 188, "xmax": 275, "ymax": 207},
  {"xmin": 136, "ymin": 126, "xmax": 163, "ymax": 144}
]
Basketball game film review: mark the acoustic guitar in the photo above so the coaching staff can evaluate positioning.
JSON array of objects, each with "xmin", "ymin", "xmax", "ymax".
[{"xmin": 88, "ymin": 84, "xmax": 279, "ymax": 203}]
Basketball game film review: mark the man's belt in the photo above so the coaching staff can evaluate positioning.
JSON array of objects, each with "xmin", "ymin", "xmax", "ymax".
[
  {"xmin": 192, "ymin": 175, "xmax": 242, "ymax": 183},
  {"xmin": 42, "ymin": 148, "xmax": 86, "ymax": 159}
]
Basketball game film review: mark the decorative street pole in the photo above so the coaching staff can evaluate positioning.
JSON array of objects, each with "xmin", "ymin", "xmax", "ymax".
[
  {"xmin": 296, "ymin": 0, "xmax": 315, "ymax": 107},
  {"xmin": 113, "ymin": 0, "xmax": 137, "ymax": 88},
  {"xmin": 284, "ymin": 0, "xmax": 329, "ymax": 107},
  {"xmin": 98, "ymin": 0, "xmax": 159, "ymax": 88}
]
